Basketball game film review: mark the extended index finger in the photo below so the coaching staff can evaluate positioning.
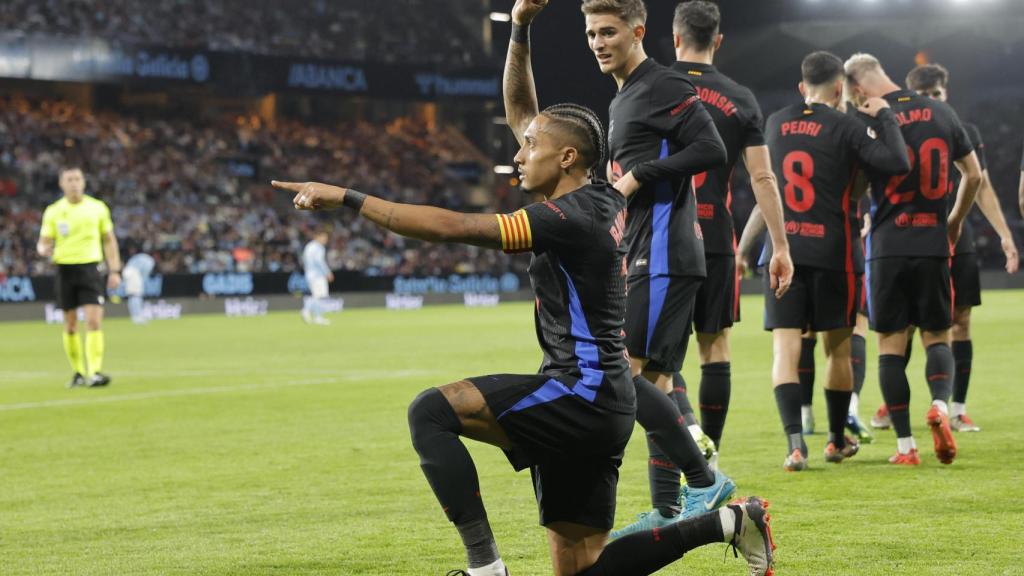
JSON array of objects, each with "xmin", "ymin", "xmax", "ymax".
[{"xmin": 271, "ymin": 180, "xmax": 303, "ymax": 192}]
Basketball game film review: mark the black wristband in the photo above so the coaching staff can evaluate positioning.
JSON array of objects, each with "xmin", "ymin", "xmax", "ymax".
[
  {"xmin": 343, "ymin": 189, "xmax": 367, "ymax": 212},
  {"xmin": 512, "ymin": 23, "xmax": 529, "ymax": 45}
]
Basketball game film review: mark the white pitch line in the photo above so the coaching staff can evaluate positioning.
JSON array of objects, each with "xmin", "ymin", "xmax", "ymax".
[{"xmin": 0, "ymin": 369, "xmax": 441, "ymax": 412}]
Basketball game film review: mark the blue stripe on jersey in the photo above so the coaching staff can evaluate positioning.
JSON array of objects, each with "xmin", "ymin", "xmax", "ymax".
[
  {"xmin": 561, "ymin": 264, "xmax": 604, "ymax": 403},
  {"xmin": 497, "ymin": 378, "xmax": 573, "ymax": 419},
  {"xmin": 646, "ymin": 139, "xmax": 673, "ymax": 356}
]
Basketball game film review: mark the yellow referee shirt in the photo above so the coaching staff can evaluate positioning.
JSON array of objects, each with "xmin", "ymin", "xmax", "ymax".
[{"xmin": 40, "ymin": 195, "xmax": 113, "ymax": 265}]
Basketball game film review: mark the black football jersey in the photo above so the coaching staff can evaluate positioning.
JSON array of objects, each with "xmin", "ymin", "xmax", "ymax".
[
  {"xmin": 950, "ymin": 122, "xmax": 987, "ymax": 255},
  {"xmin": 608, "ymin": 58, "xmax": 725, "ymax": 279},
  {"xmin": 765, "ymin": 103, "xmax": 909, "ymax": 273},
  {"xmin": 499, "ymin": 183, "xmax": 633, "ymax": 413},
  {"xmin": 859, "ymin": 90, "xmax": 974, "ymax": 260},
  {"xmin": 670, "ymin": 62, "xmax": 765, "ymax": 256}
]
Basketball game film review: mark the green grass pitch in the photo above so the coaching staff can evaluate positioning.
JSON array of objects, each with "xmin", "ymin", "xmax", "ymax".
[{"xmin": 2, "ymin": 292, "xmax": 1023, "ymax": 575}]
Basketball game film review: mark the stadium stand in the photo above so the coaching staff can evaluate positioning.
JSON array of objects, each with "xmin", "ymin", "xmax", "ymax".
[
  {"xmin": 0, "ymin": 0, "xmax": 485, "ymax": 64},
  {"xmin": 0, "ymin": 96, "xmax": 519, "ymax": 278}
]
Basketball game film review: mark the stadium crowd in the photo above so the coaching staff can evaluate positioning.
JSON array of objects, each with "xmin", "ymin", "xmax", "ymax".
[
  {"xmin": 0, "ymin": 96, "xmax": 516, "ymax": 278},
  {"xmin": 0, "ymin": 0, "xmax": 484, "ymax": 65}
]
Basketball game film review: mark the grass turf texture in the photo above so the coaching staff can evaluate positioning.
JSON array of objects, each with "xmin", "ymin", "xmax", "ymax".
[{"xmin": 2, "ymin": 292, "xmax": 1023, "ymax": 575}]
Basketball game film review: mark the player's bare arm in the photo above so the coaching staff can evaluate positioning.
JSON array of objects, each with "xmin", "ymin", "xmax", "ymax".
[
  {"xmin": 1019, "ymin": 167, "xmax": 1024, "ymax": 218},
  {"xmin": 37, "ymin": 235, "xmax": 54, "ymax": 258},
  {"xmin": 973, "ymin": 170, "xmax": 1019, "ymax": 274},
  {"xmin": 503, "ymin": 0, "xmax": 547, "ymax": 145},
  {"xmin": 948, "ymin": 151, "xmax": 983, "ymax": 246},
  {"xmin": 742, "ymin": 145, "xmax": 793, "ymax": 297},
  {"xmin": 272, "ymin": 181, "xmax": 502, "ymax": 250},
  {"xmin": 103, "ymin": 230, "xmax": 122, "ymax": 290},
  {"xmin": 735, "ymin": 204, "xmax": 765, "ymax": 277}
]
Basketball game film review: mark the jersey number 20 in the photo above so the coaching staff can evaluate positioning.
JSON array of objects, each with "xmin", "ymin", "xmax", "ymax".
[{"xmin": 884, "ymin": 138, "xmax": 949, "ymax": 204}]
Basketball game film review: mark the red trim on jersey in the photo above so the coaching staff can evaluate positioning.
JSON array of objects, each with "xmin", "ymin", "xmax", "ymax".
[
  {"xmin": 727, "ymin": 166, "xmax": 740, "ymax": 319},
  {"xmin": 842, "ymin": 164, "xmax": 858, "ymax": 324}
]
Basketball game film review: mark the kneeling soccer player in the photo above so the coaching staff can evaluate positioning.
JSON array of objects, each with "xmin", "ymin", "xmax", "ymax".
[{"xmin": 271, "ymin": 28, "xmax": 773, "ymax": 576}]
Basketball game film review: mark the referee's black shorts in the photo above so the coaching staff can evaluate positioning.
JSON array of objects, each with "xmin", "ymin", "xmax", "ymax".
[
  {"xmin": 624, "ymin": 274, "xmax": 702, "ymax": 373},
  {"xmin": 867, "ymin": 256, "xmax": 952, "ymax": 333},
  {"xmin": 470, "ymin": 373, "xmax": 634, "ymax": 531},
  {"xmin": 55, "ymin": 263, "xmax": 105, "ymax": 310},
  {"xmin": 951, "ymin": 251, "xmax": 982, "ymax": 309}
]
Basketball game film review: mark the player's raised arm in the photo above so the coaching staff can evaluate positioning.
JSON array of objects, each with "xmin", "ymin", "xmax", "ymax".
[
  {"xmin": 272, "ymin": 181, "xmax": 502, "ymax": 250},
  {"xmin": 847, "ymin": 98, "xmax": 911, "ymax": 175},
  {"xmin": 503, "ymin": 0, "xmax": 547, "ymax": 145}
]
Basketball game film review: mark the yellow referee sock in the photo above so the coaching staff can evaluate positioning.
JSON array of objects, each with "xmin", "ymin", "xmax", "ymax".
[
  {"xmin": 85, "ymin": 331, "xmax": 105, "ymax": 376},
  {"xmin": 62, "ymin": 332, "xmax": 86, "ymax": 375}
]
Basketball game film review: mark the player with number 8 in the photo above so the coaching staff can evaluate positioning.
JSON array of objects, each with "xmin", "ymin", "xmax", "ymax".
[{"xmin": 752, "ymin": 51, "xmax": 910, "ymax": 470}]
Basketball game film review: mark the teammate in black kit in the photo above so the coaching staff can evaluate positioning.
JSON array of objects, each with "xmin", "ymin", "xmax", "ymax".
[
  {"xmin": 894, "ymin": 64, "xmax": 1019, "ymax": 433},
  {"xmin": 578, "ymin": 0, "xmax": 743, "ymax": 538},
  {"xmin": 670, "ymin": 1, "xmax": 793, "ymax": 459},
  {"xmin": 844, "ymin": 53, "xmax": 984, "ymax": 466},
  {"xmin": 759, "ymin": 51, "xmax": 911, "ymax": 470},
  {"xmin": 270, "ymin": 2, "xmax": 777, "ymax": 575}
]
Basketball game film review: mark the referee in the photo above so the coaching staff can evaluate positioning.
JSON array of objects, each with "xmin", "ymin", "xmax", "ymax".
[{"xmin": 36, "ymin": 167, "xmax": 121, "ymax": 388}]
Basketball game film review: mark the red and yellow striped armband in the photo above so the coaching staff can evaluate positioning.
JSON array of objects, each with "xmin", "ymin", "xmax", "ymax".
[{"xmin": 496, "ymin": 210, "xmax": 533, "ymax": 254}]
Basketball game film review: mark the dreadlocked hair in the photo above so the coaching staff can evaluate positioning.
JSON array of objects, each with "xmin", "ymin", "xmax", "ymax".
[{"xmin": 540, "ymin": 103, "xmax": 608, "ymax": 180}]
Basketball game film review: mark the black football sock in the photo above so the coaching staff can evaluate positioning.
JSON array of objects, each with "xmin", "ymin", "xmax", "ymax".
[
  {"xmin": 878, "ymin": 355, "xmax": 912, "ymax": 437},
  {"xmin": 774, "ymin": 382, "xmax": 805, "ymax": 456},
  {"xmin": 798, "ymin": 337, "xmax": 817, "ymax": 406},
  {"xmin": 851, "ymin": 334, "xmax": 867, "ymax": 397},
  {"xmin": 903, "ymin": 338, "xmax": 913, "ymax": 367},
  {"xmin": 952, "ymin": 340, "xmax": 973, "ymax": 404},
  {"xmin": 824, "ymin": 389, "xmax": 853, "ymax": 449},
  {"xmin": 635, "ymin": 375, "xmax": 715, "ymax": 489},
  {"xmin": 575, "ymin": 507, "xmax": 726, "ymax": 576},
  {"xmin": 408, "ymin": 389, "xmax": 498, "ymax": 568},
  {"xmin": 925, "ymin": 343, "xmax": 954, "ymax": 404},
  {"xmin": 698, "ymin": 362, "xmax": 731, "ymax": 449},
  {"xmin": 646, "ymin": 434, "xmax": 681, "ymax": 517},
  {"xmin": 671, "ymin": 372, "xmax": 699, "ymax": 427}
]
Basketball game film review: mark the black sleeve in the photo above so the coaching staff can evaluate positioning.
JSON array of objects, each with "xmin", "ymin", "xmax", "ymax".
[
  {"xmin": 509, "ymin": 196, "xmax": 591, "ymax": 254},
  {"xmin": 741, "ymin": 91, "xmax": 766, "ymax": 148},
  {"xmin": 631, "ymin": 73, "xmax": 726, "ymax": 184},
  {"xmin": 946, "ymin": 107, "xmax": 974, "ymax": 162},
  {"xmin": 965, "ymin": 124, "xmax": 987, "ymax": 171},
  {"xmin": 842, "ymin": 108, "xmax": 910, "ymax": 175}
]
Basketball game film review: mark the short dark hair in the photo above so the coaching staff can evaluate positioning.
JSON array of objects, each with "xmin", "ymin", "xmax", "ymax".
[
  {"xmin": 580, "ymin": 0, "xmax": 647, "ymax": 26},
  {"xmin": 540, "ymin": 103, "xmax": 608, "ymax": 179},
  {"xmin": 906, "ymin": 64, "xmax": 949, "ymax": 91},
  {"xmin": 59, "ymin": 165, "xmax": 83, "ymax": 176},
  {"xmin": 673, "ymin": 1, "xmax": 720, "ymax": 51},
  {"xmin": 801, "ymin": 51, "xmax": 845, "ymax": 86}
]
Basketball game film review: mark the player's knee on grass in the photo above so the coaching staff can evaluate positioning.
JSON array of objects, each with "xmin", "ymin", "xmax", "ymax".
[{"xmin": 545, "ymin": 523, "xmax": 607, "ymax": 576}]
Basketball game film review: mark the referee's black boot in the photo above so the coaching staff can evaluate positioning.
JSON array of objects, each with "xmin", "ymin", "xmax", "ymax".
[
  {"xmin": 88, "ymin": 372, "xmax": 111, "ymax": 387},
  {"xmin": 67, "ymin": 373, "xmax": 86, "ymax": 388}
]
